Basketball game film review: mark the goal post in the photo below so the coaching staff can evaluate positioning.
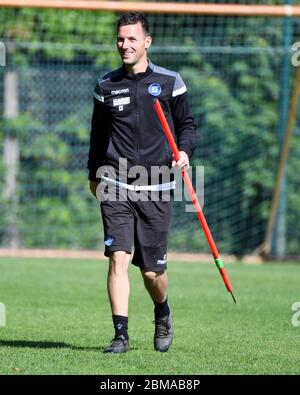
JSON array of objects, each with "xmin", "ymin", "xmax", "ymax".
[{"xmin": 0, "ymin": 1, "xmax": 300, "ymax": 16}]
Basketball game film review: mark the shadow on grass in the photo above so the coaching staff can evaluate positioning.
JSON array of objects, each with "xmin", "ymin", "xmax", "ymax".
[{"xmin": 0, "ymin": 339, "xmax": 103, "ymax": 351}]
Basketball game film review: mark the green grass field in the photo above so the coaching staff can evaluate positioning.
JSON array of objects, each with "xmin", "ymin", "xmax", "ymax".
[{"xmin": 0, "ymin": 257, "xmax": 299, "ymax": 375}]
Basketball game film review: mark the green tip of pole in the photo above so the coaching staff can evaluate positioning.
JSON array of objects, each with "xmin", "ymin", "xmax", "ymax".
[
  {"xmin": 214, "ymin": 258, "xmax": 224, "ymax": 269},
  {"xmin": 153, "ymin": 98, "xmax": 158, "ymax": 102},
  {"xmin": 230, "ymin": 292, "xmax": 237, "ymax": 304}
]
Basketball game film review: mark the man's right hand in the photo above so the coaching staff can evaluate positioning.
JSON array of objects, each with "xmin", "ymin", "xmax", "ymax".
[{"xmin": 89, "ymin": 181, "xmax": 99, "ymax": 198}]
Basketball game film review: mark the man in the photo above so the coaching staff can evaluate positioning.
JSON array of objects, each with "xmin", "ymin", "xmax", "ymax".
[{"xmin": 88, "ymin": 12, "xmax": 196, "ymax": 353}]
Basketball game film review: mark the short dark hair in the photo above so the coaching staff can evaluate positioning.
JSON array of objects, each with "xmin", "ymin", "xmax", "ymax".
[{"xmin": 117, "ymin": 12, "xmax": 150, "ymax": 36}]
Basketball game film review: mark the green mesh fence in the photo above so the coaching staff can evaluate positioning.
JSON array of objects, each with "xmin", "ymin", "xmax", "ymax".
[{"xmin": 0, "ymin": 1, "xmax": 299, "ymax": 255}]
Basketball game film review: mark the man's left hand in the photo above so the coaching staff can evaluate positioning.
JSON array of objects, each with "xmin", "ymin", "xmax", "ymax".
[{"xmin": 172, "ymin": 151, "xmax": 190, "ymax": 171}]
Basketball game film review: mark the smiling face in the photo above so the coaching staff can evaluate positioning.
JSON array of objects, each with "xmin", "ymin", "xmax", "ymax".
[{"xmin": 117, "ymin": 22, "xmax": 152, "ymax": 73}]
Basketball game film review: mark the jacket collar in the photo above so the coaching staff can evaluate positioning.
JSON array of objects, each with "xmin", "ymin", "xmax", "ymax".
[{"xmin": 122, "ymin": 59, "xmax": 153, "ymax": 80}]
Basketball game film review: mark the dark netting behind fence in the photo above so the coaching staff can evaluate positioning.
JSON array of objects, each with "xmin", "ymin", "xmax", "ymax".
[{"xmin": 0, "ymin": 2, "xmax": 299, "ymax": 255}]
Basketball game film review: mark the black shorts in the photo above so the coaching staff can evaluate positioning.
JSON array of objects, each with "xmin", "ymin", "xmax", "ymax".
[{"xmin": 100, "ymin": 197, "xmax": 172, "ymax": 272}]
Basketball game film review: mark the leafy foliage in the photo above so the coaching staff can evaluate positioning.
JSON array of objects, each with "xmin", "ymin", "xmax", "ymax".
[{"xmin": 0, "ymin": 5, "xmax": 299, "ymax": 254}]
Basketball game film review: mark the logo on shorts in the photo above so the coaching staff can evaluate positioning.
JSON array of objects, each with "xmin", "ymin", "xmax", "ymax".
[
  {"xmin": 157, "ymin": 254, "xmax": 167, "ymax": 265},
  {"xmin": 104, "ymin": 235, "xmax": 115, "ymax": 247},
  {"xmin": 148, "ymin": 83, "xmax": 161, "ymax": 97}
]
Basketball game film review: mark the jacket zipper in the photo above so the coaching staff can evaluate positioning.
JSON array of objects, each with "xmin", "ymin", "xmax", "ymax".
[{"xmin": 135, "ymin": 78, "xmax": 140, "ymax": 164}]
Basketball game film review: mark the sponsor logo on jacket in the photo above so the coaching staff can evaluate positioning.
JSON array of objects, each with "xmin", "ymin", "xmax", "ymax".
[{"xmin": 111, "ymin": 88, "xmax": 129, "ymax": 95}]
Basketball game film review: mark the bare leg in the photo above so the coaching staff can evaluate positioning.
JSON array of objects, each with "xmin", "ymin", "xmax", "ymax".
[
  {"xmin": 103, "ymin": 251, "xmax": 131, "ymax": 353},
  {"xmin": 140, "ymin": 269, "xmax": 168, "ymax": 303},
  {"xmin": 107, "ymin": 251, "xmax": 131, "ymax": 316},
  {"xmin": 141, "ymin": 269, "xmax": 173, "ymax": 352}
]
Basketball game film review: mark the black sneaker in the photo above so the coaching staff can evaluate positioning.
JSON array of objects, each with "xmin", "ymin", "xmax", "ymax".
[
  {"xmin": 153, "ymin": 313, "xmax": 173, "ymax": 352},
  {"xmin": 103, "ymin": 335, "xmax": 130, "ymax": 353}
]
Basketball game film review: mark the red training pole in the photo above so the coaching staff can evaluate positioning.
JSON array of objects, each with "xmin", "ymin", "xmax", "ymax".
[{"xmin": 153, "ymin": 98, "xmax": 236, "ymax": 303}]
